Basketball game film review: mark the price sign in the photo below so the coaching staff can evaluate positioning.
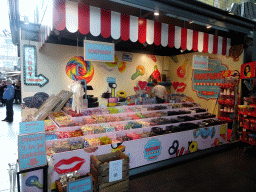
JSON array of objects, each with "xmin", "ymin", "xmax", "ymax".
[
  {"xmin": 19, "ymin": 121, "xmax": 45, "ymax": 134},
  {"xmin": 18, "ymin": 133, "xmax": 46, "ymax": 171},
  {"xmin": 109, "ymin": 159, "xmax": 123, "ymax": 182},
  {"xmin": 67, "ymin": 176, "xmax": 93, "ymax": 192}
]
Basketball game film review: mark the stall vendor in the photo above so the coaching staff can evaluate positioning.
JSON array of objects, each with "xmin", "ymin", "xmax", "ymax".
[{"xmin": 152, "ymin": 79, "xmax": 167, "ymax": 104}]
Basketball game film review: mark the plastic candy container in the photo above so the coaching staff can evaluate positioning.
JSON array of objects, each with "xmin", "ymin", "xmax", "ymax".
[
  {"xmin": 126, "ymin": 132, "xmax": 141, "ymax": 140},
  {"xmin": 93, "ymin": 126, "xmax": 105, "ymax": 134},
  {"xmin": 70, "ymin": 139, "xmax": 84, "ymax": 150},
  {"xmin": 84, "ymin": 118, "xmax": 97, "ymax": 125},
  {"xmin": 51, "ymin": 112, "xmax": 66, "ymax": 118},
  {"xmin": 71, "ymin": 130, "xmax": 83, "ymax": 137},
  {"xmin": 53, "ymin": 141, "xmax": 70, "ymax": 153},
  {"xmin": 85, "ymin": 138, "xmax": 100, "ymax": 147},
  {"xmin": 114, "ymin": 123, "xmax": 124, "ymax": 131},
  {"xmin": 80, "ymin": 125, "xmax": 94, "ymax": 135},
  {"xmin": 57, "ymin": 131, "xmax": 71, "ymax": 139},
  {"xmin": 102, "ymin": 124, "xmax": 115, "ymax": 133},
  {"xmin": 99, "ymin": 136, "xmax": 112, "ymax": 145},
  {"xmin": 45, "ymin": 132, "xmax": 58, "ymax": 140}
]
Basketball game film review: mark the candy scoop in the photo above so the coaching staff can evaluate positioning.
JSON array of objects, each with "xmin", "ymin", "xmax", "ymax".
[
  {"xmin": 25, "ymin": 176, "xmax": 43, "ymax": 189},
  {"xmin": 131, "ymin": 65, "xmax": 145, "ymax": 80}
]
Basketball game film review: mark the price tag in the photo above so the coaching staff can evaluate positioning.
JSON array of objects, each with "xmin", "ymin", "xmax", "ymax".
[{"xmin": 109, "ymin": 159, "xmax": 123, "ymax": 182}]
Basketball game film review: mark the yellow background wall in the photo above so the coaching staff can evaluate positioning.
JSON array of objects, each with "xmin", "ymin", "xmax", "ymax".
[
  {"xmin": 21, "ymin": 40, "xmax": 243, "ymax": 115},
  {"xmin": 165, "ymin": 52, "xmax": 243, "ymax": 114}
]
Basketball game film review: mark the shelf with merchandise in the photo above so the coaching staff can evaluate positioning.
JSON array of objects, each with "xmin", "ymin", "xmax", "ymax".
[{"xmin": 45, "ymin": 116, "xmax": 219, "ymax": 156}]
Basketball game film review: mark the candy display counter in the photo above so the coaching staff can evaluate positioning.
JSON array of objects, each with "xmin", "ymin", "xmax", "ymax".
[{"xmin": 45, "ymin": 103, "xmax": 227, "ymax": 189}]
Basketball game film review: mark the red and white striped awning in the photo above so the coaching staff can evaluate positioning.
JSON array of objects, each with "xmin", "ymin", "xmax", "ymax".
[{"xmin": 53, "ymin": 0, "xmax": 231, "ymax": 56}]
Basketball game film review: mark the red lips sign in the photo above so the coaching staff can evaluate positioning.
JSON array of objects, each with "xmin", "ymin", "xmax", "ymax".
[
  {"xmin": 172, "ymin": 82, "xmax": 187, "ymax": 92},
  {"xmin": 54, "ymin": 156, "xmax": 85, "ymax": 174}
]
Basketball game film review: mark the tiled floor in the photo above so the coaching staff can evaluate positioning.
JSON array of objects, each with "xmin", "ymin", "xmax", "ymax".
[{"xmin": 0, "ymin": 104, "xmax": 21, "ymax": 191}]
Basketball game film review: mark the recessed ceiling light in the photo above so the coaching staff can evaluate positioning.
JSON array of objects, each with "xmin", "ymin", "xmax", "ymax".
[
  {"xmin": 206, "ymin": 24, "xmax": 212, "ymax": 29},
  {"xmin": 154, "ymin": 11, "xmax": 159, "ymax": 16},
  {"xmin": 229, "ymin": 12, "xmax": 234, "ymax": 15}
]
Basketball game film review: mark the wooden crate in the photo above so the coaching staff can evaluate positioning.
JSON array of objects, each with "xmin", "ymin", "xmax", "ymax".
[
  {"xmin": 56, "ymin": 173, "xmax": 96, "ymax": 192},
  {"xmin": 90, "ymin": 151, "xmax": 129, "ymax": 192}
]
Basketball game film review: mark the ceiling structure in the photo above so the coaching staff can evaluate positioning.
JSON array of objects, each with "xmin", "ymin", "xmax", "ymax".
[{"xmin": 9, "ymin": 0, "xmax": 256, "ymax": 57}]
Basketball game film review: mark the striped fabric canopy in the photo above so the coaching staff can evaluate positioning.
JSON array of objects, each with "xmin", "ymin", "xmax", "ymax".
[{"xmin": 52, "ymin": 0, "xmax": 231, "ymax": 56}]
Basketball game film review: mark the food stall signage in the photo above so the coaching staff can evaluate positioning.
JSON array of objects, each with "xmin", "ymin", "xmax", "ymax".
[
  {"xmin": 19, "ymin": 121, "xmax": 45, "ymax": 134},
  {"xmin": 23, "ymin": 45, "xmax": 49, "ymax": 87},
  {"xmin": 18, "ymin": 133, "xmax": 47, "ymax": 171},
  {"xmin": 193, "ymin": 55, "xmax": 209, "ymax": 70},
  {"xmin": 84, "ymin": 40, "xmax": 114, "ymax": 62},
  {"xmin": 193, "ymin": 59, "xmax": 227, "ymax": 100},
  {"xmin": 67, "ymin": 176, "xmax": 93, "ymax": 192}
]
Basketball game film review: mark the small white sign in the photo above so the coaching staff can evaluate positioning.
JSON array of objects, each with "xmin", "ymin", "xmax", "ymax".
[{"xmin": 109, "ymin": 159, "xmax": 123, "ymax": 182}]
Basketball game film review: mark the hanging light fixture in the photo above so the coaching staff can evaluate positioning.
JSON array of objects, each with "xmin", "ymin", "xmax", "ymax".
[
  {"xmin": 206, "ymin": 24, "xmax": 212, "ymax": 29},
  {"xmin": 154, "ymin": 11, "xmax": 159, "ymax": 16}
]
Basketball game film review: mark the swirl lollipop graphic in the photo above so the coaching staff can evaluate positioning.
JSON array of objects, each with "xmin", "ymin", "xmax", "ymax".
[{"xmin": 66, "ymin": 56, "xmax": 94, "ymax": 83}]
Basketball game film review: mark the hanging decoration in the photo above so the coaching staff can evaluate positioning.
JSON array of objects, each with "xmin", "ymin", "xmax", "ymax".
[
  {"xmin": 177, "ymin": 58, "xmax": 188, "ymax": 78},
  {"xmin": 172, "ymin": 82, "xmax": 186, "ymax": 92},
  {"xmin": 147, "ymin": 55, "xmax": 157, "ymax": 62},
  {"xmin": 138, "ymin": 81, "xmax": 147, "ymax": 91},
  {"xmin": 105, "ymin": 55, "xmax": 119, "ymax": 67},
  {"xmin": 151, "ymin": 65, "xmax": 161, "ymax": 82},
  {"xmin": 66, "ymin": 56, "xmax": 94, "ymax": 83},
  {"xmin": 134, "ymin": 87, "xmax": 139, "ymax": 93},
  {"xmin": 171, "ymin": 56, "xmax": 178, "ymax": 63},
  {"xmin": 118, "ymin": 62, "xmax": 127, "ymax": 73},
  {"xmin": 131, "ymin": 65, "xmax": 145, "ymax": 80},
  {"xmin": 229, "ymin": 44, "xmax": 243, "ymax": 61}
]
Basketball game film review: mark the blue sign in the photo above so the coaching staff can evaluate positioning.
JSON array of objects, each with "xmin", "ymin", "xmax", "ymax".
[
  {"xmin": 122, "ymin": 53, "xmax": 132, "ymax": 62},
  {"xmin": 144, "ymin": 139, "xmax": 161, "ymax": 161},
  {"xmin": 107, "ymin": 77, "xmax": 116, "ymax": 84},
  {"xmin": 84, "ymin": 40, "xmax": 114, "ymax": 62},
  {"xmin": 19, "ymin": 121, "xmax": 45, "ymax": 135},
  {"xmin": 23, "ymin": 45, "xmax": 49, "ymax": 87},
  {"xmin": 193, "ymin": 55, "xmax": 208, "ymax": 70},
  {"xmin": 68, "ymin": 176, "xmax": 92, "ymax": 192},
  {"xmin": 193, "ymin": 59, "xmax": 227, "ymax": 100},
  {"xmin": 18, "ymin": 133, "xmax": 47, "ymax": 171}
]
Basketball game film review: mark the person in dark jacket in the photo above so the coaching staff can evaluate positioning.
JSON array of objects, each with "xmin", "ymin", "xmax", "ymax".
[
  {"xmin": 0, "ymin": 81, "xmax": 7, "ymax": 106},
  {"xmin": 2, "ymin": 79, "xmax": 15, "ymax": 122}
]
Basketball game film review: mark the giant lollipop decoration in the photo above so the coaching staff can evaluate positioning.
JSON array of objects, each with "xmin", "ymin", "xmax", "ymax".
[
  {"xmin": 25, "ymin": 176, "xmax": 43, "ymax": 189},
  {"xmin": 66, "ymin": 56, "xmax": 94, "ymax": 83},
  {"xmin": 131, "ymin": 65, "xmax": 145, "ymax": 80}
]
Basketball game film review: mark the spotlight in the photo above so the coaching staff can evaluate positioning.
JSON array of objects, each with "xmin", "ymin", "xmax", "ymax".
[
  {"xmin": 206, "ymin": 24, "xmax": 212, "ymax": 29},
  {"xmin": 154, "ymin": 11, "xmax": 159, "ymax": 16},
  {"xmin": 188, "ymin": 20, "xmax": 194, "ymax": 24},
  {"xmin": 180, "ymin": 49, "xmax": 185, "ymax": 53}
]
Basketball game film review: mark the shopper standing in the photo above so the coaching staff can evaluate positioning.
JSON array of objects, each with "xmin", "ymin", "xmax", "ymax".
[
  {"xmin": 152, "ymin": 79, "xmax": 167, "ymax": 104},
  {"xmin": 0, "ymin": 81, "xmax": 7, "ymax": 106},
  {"xmin": 2, "ymin": 79, "xmax": 15, "ymax": 122}
]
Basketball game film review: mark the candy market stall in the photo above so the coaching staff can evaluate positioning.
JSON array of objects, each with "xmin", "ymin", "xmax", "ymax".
[
  {"xmin": 238, "ymin": 62, "xmax": 256, "ymax": 147},
  {"xmin": 43, "ymin": 103, "xmax": 227, "ymax": 190}
]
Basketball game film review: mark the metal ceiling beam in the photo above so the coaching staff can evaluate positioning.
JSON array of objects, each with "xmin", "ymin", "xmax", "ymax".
[{"xmin": 110, "ymin": 0, "xmax": 256, "ymax": 35}]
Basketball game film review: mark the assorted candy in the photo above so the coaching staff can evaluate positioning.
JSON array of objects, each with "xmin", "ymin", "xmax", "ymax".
[
  {"xmin": 53, "ymin": 141, "xmax": 70, "ymax": 153},
  {"xmin": 71, "ymin": 130, "xmax": 83, "ymax": 137},
  {"xmin": 57, "ymin": 131, "xmax": 71, "ymax": 139},
  {"xmin": 99, "ymin": 136, "xmax": 112, "ymax": 145},
  {"xmin": 84, "ymin": 138, "xmax": 100, "ymax": 147},
  {"xmin": 70, "ymin": 139, "xmax": 84, "ymax": 150}
]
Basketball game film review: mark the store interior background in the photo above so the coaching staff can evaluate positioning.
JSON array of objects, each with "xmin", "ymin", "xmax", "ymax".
[{"xmin": 21, "ymin": 40, "xmax": 243, "ymax": 119}]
